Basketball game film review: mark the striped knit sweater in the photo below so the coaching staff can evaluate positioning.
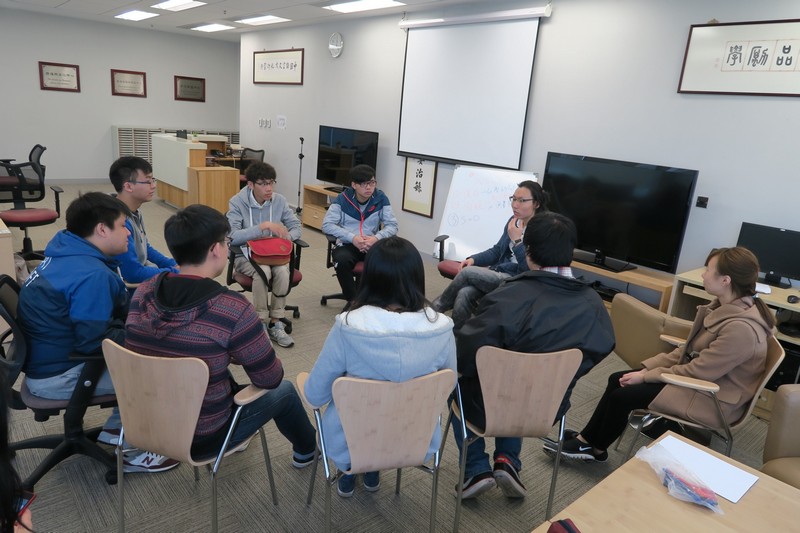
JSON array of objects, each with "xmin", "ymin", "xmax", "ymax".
[{"xmin": 125, "ymin": 272, "xmax": 283, "ymax": 438}]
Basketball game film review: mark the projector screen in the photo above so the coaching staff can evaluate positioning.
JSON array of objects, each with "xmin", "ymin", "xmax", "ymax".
[{"xmin": 398, "ymin": 18, "xmax": 540, "ymax": 169}]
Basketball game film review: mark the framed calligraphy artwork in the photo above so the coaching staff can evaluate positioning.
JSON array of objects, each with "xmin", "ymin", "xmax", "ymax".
[
  {"xmin": 39, "ymin": 61, "xmax": 80, "ymax": 92},
  {"xmin": 679, "ymin": 19, "xmax": 800, "ymax": 97},
  {"xmin": 111, "ymin": 69, "xmax": 146, "ymax": 97},
  {"xmin": 254, "ymin": 49, "xmax": 304, "ymax": 85},
  {"xmin": 402, "ymin": 158, "xmax": 438, "ymax": 218},
  {"xmin": 174, "ymin": 75, "xmax": 205, "ymax": 102}
]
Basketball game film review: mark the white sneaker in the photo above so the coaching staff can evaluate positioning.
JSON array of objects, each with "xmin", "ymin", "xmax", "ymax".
[
  {"xmin": 119, "ymin": 450, "xmax": 180, "ymax": 473},
  {"xmin": 267, "ymin": 321, "xmax": 294, "ymax": 348}
]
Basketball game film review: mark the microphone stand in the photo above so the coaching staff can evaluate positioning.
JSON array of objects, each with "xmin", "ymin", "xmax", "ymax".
[{"xmin": 295, "ymin": 137, "xmax": 304, "ymax": 215}]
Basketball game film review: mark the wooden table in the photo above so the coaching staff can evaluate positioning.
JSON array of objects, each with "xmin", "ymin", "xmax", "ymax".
[{"xmin": 549, "ymin": 432, "xmax": 800, "ymax": 531}]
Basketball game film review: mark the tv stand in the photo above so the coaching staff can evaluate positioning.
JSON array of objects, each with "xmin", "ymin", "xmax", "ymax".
[
  {"xmin": 302, "ymin": 184, "xmax": 341, "ymax": 230},
  {"xmin": 570, "ymin": 261, "xmax": 674, "ymax": 312},
  {"xmin": 572, "ymin": 249, "xmax": 637, "ymax": 273},
  {"xmin": 324, "ymin": 185, "xmax": 345, "ymax": 194}
]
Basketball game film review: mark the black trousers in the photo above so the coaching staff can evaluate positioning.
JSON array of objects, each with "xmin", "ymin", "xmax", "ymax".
[
  {"xmin": 581, "ymin": 370, "xmax": 666, "ymax": 451},
  {"xmin": 331, "ymin": 243, "xmax": 365, "ymax": 301}
]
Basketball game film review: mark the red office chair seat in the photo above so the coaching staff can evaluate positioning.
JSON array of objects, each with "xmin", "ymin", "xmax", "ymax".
[
  {"xmin": 231, "ymin": 264, "xmax": 302, "ymax": 293},
  {"xmin": 352, "ymin": 262, "xmax": 364, "ymax": 276},
  {"xmin": 437, "ymin": 259, "xmax": 460, "ymax": 280},
  {"xmin": 0, "ymin": 207, "xmax": 59, "ymax": 226}
]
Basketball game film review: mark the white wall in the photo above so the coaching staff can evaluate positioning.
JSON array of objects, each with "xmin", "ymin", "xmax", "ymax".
[
  {"xmin": 239, "ymin": 0, "xmax": 800, "ymax": 274},
  {"xmin": 0, "ymin": 8, "xmax": 239, "ymax": 181}
]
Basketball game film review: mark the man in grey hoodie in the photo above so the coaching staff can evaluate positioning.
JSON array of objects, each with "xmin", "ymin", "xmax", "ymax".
[{"xmin": 227, "ymin": 162, "xmax": 301, "ymax": 348}]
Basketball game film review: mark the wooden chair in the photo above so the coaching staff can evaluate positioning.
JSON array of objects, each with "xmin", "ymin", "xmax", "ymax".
[
  {"xmin": 101, "ymin": 339, "xmax": 278, "ymax": 533},
  {"xmin": 762, "ymin": 384, "xmax": 800, "ymax": 489},
  {"xmin": 1, "ymin": 274, "xmax": 117, "ymax": 490},
  {"xmin": 618, "ymin": 335, "xmax": 785, "ymax": 459},
  {"xmin": 296, "ymin": 369, "xmax": 456, "ymax": 533},
  {"xmin": 447, "ymin": 346, "xmax": 583, "ymax": 530}
]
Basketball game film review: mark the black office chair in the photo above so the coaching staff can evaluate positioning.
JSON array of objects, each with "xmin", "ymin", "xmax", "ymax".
[
  {"xmin": 225, "ymin": 239, "xmax": 308, "ymax": 333},
  {"xmin": 320, "ymin": 234, "xmax": 364, "ymax": 306},
  {"xmin": 0, "ymin": 274, "xmax": 118, "ymax": 489},
  {"xmin": 0, "ymin": 145, "xmax": 63, "ymax": 255},
  {"xmin": 238, "ymin": 147, "xmax": 265, "ymax": 188}
]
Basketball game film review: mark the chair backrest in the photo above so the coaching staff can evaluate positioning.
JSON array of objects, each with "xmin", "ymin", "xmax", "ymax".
[
  {"xmin": 241, "ymin": 148, "xmax": 265, "ymax": 162},
  {"xmin": 733, "ymin": 335, "xmax": 785, "ymax": 429},
  {"xmin": 101, "ymin": 339, "xmax": 209, "ymax": 462},
  {"xmin": 763, "ymin": 384, "xmax": 800, "ymax": 464},
  {"xmin": 476, "ymin": 346, "xmax": 583, "ymax": 438},
  {"xmin": 28, "ymin": 144, "xmax": 46, "ymax": 172},
  {"xmin": 333, "ymin": 369, "xmax": 456, "ymax": 474},
  {"xmin": 0, "ymin": 153, "xmax": 46, "ymax": 206},
  {"xmin": 610, "ymin": 293, "xmax": 691, "ymax": 369},
  {"xmin": 0, "ymin": 275, "xmax": 25, "ymax": 385}
]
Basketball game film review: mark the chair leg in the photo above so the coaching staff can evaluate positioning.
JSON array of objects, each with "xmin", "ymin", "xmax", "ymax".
[
  {"xmin": 306, "ymin": 448, "xmax": 320, "ymax": 505},
  {"xmin": 211, "ymin": 470, "xmax": 218, "ymax": 533},
  {"xmin": 117, "ymin": 440, "xmax": 125, "ymax": 533},
  {"xmin": 325, "ymin": 477, "xmax": 332, "ymax": 533},
  {"xmin": 258, "ymin": 427, "xmax": 278, "ymax": 505},
  {"xmin": 546, "ymin": 418, "xmax": 567, "ymax": 520},
  {"xmin": 194, "ymin": 466, "xmax": 200, "ymax": 482},
  {"xmin": 453, "ymin": 435, "xmax": 474, "ymax": 533},
  {"xmin": 624, "ymin": 413, "xmax": 645, "ymax": 461},
  {"xmin": 429, "ymin": 465, "xmax": 440, "ymax": 533},
  {"xmin": 395, "ymin": 468, "xmax": 402, "ymax": 495}
]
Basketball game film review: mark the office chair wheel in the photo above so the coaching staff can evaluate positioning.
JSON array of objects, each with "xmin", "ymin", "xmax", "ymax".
[
  {"xmin": 280, "ymin": 318, "xmax": 293, "ymax": 335},
  {"xmin": 293, "ymin": 309, "xmax": 300, "ymax": 319},
  {"xmin": 321, "ymin": 297, "xmax": 328, "ymax": 306},
  {"xmin": 105, "ymin": 469, "xmax": 118, "ymax": 485}
]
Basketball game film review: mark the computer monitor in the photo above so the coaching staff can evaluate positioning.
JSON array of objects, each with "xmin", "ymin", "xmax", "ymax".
[{"xmin": 736, "ymin": 222, "xmax": 800, "ymax": 289}]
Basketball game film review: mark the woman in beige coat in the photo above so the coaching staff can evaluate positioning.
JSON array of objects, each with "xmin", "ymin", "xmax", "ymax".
[{"xmin": 555, "ymin": 246, "xmax": 775, "ymax": 462}]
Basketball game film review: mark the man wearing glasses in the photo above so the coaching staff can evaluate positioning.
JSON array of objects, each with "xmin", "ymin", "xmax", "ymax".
[
  {"xmin": 322, "ymin": 164, "xmax": 398, "ymax": 305},
  {"xmin": 432, "ymin": 180, "xmax": 548, "ymax": 330},
  {"xmin": 227, "ymin": 162, "xmax": 301, "ymax": 348},
  {"xmin": 109, "ymin": 156, "xmax": 178, "ymax": 285}
]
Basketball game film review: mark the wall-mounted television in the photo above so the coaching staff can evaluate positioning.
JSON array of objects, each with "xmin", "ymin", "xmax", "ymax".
[
  {"xmin": 317, "ymin": 125, "xmax": 379, "ymax": 192},
  {"xmin": 542, "ymin": 152, "xmax": 699, "ymax": 274},
  {"xmin": 737, "ymin": 222, "xmax": 800, "ymax": 288}
]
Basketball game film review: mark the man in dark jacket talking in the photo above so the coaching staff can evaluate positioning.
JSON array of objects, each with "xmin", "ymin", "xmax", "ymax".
[{"xmin": 452, "ymin": 211, "xmax": 616, "ymax": 500}]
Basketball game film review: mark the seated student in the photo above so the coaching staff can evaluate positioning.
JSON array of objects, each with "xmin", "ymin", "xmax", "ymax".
[
  {"xmin": 1, "ymin": 369, "xmax": 33, "ymax": 533},
  {"xmin": 321, "ymin": 165, "xmax": 399, "ymax": 305},
  {"xmin": 108, "ymin": 156, "xmax": 178, "ymax": 284},
  {"xmin": 453, "ymin": 212, "xmax": 615, "ymax": 499},
  {"xmin": 227, "ymin": 162, "xmax": 301, "ymax": 348},
  {"xmin": 125, "ymin": 204, "xmax": 317, "ymax": 465},
  {"xmin": 549, "ymin": 246, "xmax": 775, "ymax": 462},
  {"xmin": 433, "ymin": 180, "xmax": 548, "ymax": 329},
  {"xmin": 18, "ymin": 192, "xmax": 177, "ymax": 473},
  {"xmin": 303, "ymin": 236, "xmax": 456, "ymax": 498}
]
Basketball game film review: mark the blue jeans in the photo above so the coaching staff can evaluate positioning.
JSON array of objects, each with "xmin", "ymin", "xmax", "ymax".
[
  {"xmin": 192, "ymin": 380, "xmax": 317, "ymax": 460},
  {"xmin": 450, "ymin": 414, "xmax": 522, "ymax": 480},
  {"xmin": 434, "ymin": 266, "xmax": 509, "ymax": 329}
]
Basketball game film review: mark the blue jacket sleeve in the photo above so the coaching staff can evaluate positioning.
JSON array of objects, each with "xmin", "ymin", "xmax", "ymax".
[
  {"xmin": 146, "ymin": 243, "xmax": 177, "ymax": 270},
  {"xmin": 71, "ymin": 275, "xmax": 127, "ymax": 354},
  {"xmin": 115, "ymin": 223, "xmax": 177, "ymax": 283},
  {"xmin": 303, "ymin": 321, "xmax": 347, "ymax": 408}
]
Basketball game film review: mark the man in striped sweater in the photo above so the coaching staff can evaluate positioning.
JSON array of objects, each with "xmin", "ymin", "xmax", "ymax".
[{"xmin": 125, "ymin": 204, "xmax": 316, "ymax": 462}]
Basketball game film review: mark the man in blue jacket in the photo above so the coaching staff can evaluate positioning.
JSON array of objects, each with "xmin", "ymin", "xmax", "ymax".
[
  {"xmin": 109, "ymin": 156, "xmax": 178, "ymax": 285},
  {"xmin": 18, "ymin": 192, "xmax": 178, "ymax": 474},
  {"xmin": 321, "ymin": 164, "xmax": 398, "ymax": 304}
]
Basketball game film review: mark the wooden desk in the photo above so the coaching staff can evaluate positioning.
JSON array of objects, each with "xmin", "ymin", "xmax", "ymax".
[{"xmin": 551, "ymin": 432, "xmax": 800, "ymax": 531}]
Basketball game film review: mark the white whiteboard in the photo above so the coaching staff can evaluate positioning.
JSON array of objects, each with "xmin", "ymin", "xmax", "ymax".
[
  {"xmin": 435, "ymin": 165, "xmax": 537, "ymax": 260},
  {"xmin": 398, "ymin": 18, "xmax": 540, "ymax": 169}
]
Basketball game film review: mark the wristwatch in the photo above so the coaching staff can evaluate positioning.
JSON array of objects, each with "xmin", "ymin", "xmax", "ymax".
[{"xmin": 513, "ymin": 238, "xmax": 523, "ymax": 245}]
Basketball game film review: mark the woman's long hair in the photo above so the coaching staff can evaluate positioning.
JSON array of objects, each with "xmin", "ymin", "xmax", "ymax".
[
  {"xmin": 1, "ymin": 368, "xmax": 23, "ymax": 533},
  {"xmin": 707, "ymin": 246, "xmax": 775, "ymax": 328},
  {"xmin": 348, "ymin": 236, "xmax": 429, "ymax": 315}
]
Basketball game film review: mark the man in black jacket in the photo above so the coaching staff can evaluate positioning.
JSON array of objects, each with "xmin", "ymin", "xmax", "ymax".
[{"xmin": 452, "ymin": 212, "xmax": 615, "ymax": 500}]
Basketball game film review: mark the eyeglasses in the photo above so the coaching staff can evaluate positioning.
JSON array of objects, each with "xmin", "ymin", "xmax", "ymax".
[
  {"xmin": 253, "ymin": 179, "xmax": 276, "ymax": 187},
  {"xmin": 509, "ymin": 196, "xmax": 534, "ymax": 203},
  {"xmin": 133, "ymin": 178, "xmax": 157, "ymax": 186},
  {"xmin": 355, "ymin": 180, "xmax": 377, "ymax": 187},
  {"xmin": 222, "ymin": 237, "xmax": 232, "ymax": 248}
]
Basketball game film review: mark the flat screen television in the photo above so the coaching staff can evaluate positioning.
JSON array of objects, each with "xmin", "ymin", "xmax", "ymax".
[
  {"xmin": 317, "ymin": 125, "xmax": 379, "ymax": 192},
  {"xmin": 542, "ymin": 152, "xmax": 699, "ymax": 274},
  {"xmin": 737, "ymin": 222, "xmax": 800, "ymax": 289}
]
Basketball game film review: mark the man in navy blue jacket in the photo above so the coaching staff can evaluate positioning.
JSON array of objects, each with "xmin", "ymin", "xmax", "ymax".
[{"xmin": 18, "ymin": 192, "xmax": 178, "ymax": 473}]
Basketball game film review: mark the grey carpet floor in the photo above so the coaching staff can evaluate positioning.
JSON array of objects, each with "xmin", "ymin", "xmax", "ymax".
[{"xmin": 7, "ymin": 183, "xmax": 768, "ymax": 532}]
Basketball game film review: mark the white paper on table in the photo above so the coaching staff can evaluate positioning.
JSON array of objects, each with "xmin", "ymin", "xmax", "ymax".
[{"xmin": 656, "ymin": 435, "xmax": 759, "ymax": 503}]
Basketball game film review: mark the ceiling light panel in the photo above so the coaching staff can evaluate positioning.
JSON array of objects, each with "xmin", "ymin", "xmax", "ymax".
[
  {"xmin": 324, "ymin": 0, "xmax": 406, "ymax": 14},
  {"xmin": 152, "ymin": 1, "xmax": 206, "ymax": 12},
  {"xmin": 115, "ymin": 10, "xmax": 160, "ymax": 21},
  {"xmin": 191, "ymin": 23, "xmax": 236, "ymax": 32},
  {"xmin": 237, "ymin": 15, "xmax": 291, "ymax": 26}
]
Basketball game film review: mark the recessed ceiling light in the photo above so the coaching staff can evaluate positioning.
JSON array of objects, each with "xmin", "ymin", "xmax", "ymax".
[
  {"xmin": 115, "ymin": 10, "xmax": 160, "ymax": 21},
  {"xmin": 237, "ymin": 15, "xmax": 291, "ymax": 26},
  {"xmin": 152, "ymin": 0, "xmax": 206, "ymax": 11},
  {"xmin": 191, "ymin": 23, "xmax": 235, "ymax": 32},
  {"xmin": 323, "ymin": 0, "xmax": 405, "ymax": 14}
]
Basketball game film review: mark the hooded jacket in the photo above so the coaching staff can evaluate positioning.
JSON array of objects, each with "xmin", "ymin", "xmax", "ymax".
[
  {"xmin": 321, "ymin": 188, "xmax": 398, "ymax": 245},
  {"xmin": 19, "ymin": 230, "xmax": 128, "ymax": 379},
  {"xmin": 303, "ymin": 306, "xmax": 456, "ymax": 469},
  {"xmin": 227, "ymin": 187, "xmax": 302, "ymax": 256},
  {"xmin": 125, "ymin": 273, "xmax": 283, "ymax": 439},
  {"xmin": 468, "ymin": 216, "xmax": 528, "ymax": 275},
  {"xmin": 643, "ymin": 296, "xmax": 773, "ymax": 429}
]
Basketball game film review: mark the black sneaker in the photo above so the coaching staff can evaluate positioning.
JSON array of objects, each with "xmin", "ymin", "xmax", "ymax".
[
  {"xmin": 542, "ymin": 429, "xmax": 580, "ymax": 451},
  {"xmin": 493, "ymin": 457, "xmax": 526, "ymax": 498},
  {"xmin": 557, "ymin": 437, "xmax": 608, "ymax": 462},
  {"xmin": 455, "ymin": 471, "xmax": 496, "ymax": 499}
]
